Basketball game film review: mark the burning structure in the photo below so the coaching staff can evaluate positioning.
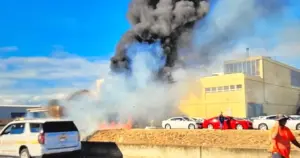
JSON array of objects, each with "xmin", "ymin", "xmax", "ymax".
[{"xmin": 110, "ymin": 0, "xmax": 209, "ymax": 80}]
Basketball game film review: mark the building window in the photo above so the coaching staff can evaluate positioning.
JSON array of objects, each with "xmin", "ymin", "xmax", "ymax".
[
  {"xmin": 255, "ymin": 60, "xmax": 260, "ymax": 76},
  {"xmin": 224, "ymin": 86, "xmax": 229, "ymax": 91},
  {"xmin": 224, "ymin": 64, "xmax": 229, "ymax": 74},
  {"xmin": 205, "ymin": 85, "xmax": 242, "ymax": 93},
  {"xmin": 251, "ymin": 60, "xmax": 256, "ymax": 76},
  {"xmin": 11, "ymin": 113, "xmax": 25, "ymax": 119},
  {"xmin": 237, "ymin": 63, "xmax": 242, "ymax": 73},
  {"xmin": 205, "ymin": 88, "xmax": 211, "ymax": 93},
  {"xmin": 291, "ymin": 70, "xmax": 300, "ymax": 87},
  {"xmin": 243, "ymin": 62, "xmax": 247, "ymax": 74},
  {"xmin": 233, "ymin": 63, "xmax": 237, "ymax": 73},
  {"xmin": 224, "ymin": 60, "xmax": 260, "ymax": 77},
  {"xmin": 246, "ymin": 61, "xmax": 251, "ymax": 76},
  {"xmin": 211, "ymin": 87, "xmax": 217, "ymax": 92},
  {"xmin": 230, "ymin": 85, "xmax": 236, "ymax": 91},
  {"xmin": 217, "ymin": 86, "xmax": 224, "ymax": 92},
  {"xmin": 229, "ymin": 64, "xmax": 233, "ymax": 73},
  {"xmin": 236, "ymin": 84, "xmax": 242, "ymax": 90}
]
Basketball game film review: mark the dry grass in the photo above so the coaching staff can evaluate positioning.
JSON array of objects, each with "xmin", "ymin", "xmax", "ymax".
[{"xmin": 88, "ymin": 129, "xmax": 300, "ymax": 149}]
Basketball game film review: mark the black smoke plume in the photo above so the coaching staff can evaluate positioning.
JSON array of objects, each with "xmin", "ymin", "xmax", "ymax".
[{"xmin": 110, "ymin": 0, "xmax": 210, "ymax": 80}]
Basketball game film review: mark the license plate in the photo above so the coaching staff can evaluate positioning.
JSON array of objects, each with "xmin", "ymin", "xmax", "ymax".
[{"xmin": 59, "ymin": 134, "xmax": 67, "ymax": 142}]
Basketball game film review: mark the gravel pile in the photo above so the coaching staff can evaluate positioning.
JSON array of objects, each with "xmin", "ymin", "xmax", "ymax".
[{"xmin": 88, "ymin": 129, "xmax": 300, "ymax": 149}]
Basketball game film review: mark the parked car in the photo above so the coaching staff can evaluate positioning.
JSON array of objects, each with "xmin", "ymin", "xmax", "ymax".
[
  {"xmin": 289, "ymin": 115, "xmax": 300, "ymax": 120},
  {"xmin": 253, "ymin": 115, "xmax": 300, "ymax": 130},
  {"xmin": 191, "ymin": 117, "xmax": 204, "ymax": 123},
  {"xmin": 202, "ymin": 116, "xmax": 253, "ymax": 130},
  {"xmin": 0, "ymin": 118, "xmax": 81, "ymax": 158},
  {"xmin": 253, "ymin": 115, "xmax": 281, "ymax": 130},
  {"xmin": 162, "ymin": 116, "xmax": 202, "ymax": 129}
]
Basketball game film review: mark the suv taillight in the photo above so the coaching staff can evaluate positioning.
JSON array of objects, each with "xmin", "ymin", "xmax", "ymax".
[{"xmin": 38, "ymin": 132, "xmax": 45, "ymax": 144}]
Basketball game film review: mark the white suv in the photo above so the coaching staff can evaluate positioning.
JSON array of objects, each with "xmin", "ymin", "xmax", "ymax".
[{"xmin": 0, "ymin": 118, "xmax": 81, "ymax": 158}]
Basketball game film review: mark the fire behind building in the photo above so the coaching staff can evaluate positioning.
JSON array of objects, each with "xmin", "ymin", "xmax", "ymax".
[{"xmin": 180, "ymin": 56, "xmax": 300, "ymax": 118}]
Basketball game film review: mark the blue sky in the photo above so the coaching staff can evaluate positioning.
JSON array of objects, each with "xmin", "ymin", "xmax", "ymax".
[
  {"xmin": 0, "ymin": 0, "xmax": 130, "ymax": 58},
  {"xmin": 0, "ymin": 0, "xmax": 300, "ymax": 105},
  {"xmin": 0, "ymin": 0, "xmax": 131, "ymax": 104}
]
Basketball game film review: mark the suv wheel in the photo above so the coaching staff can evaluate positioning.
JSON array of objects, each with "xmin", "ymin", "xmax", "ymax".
[
  {"xmin": 20, "ymin": 148, "xmax": 30, "ymax": 158},
  {"xmin": 208, "ymin": 124, "xmax": 214, "ymax": 130}
]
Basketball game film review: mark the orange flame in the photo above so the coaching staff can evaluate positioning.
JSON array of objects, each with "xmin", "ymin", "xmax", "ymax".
[{"xmin": 99, "ymin": 117, "xmax": 133, "ymax": 130}]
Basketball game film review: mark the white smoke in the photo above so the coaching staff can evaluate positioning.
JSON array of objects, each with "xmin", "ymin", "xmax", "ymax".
[
  {"xmin": 61, "ymin": 0, "xmax": 300, "ymax": 138},
  {"xmin": 63, "ymin": 48, "xmax": 194, "ymax": 138}
]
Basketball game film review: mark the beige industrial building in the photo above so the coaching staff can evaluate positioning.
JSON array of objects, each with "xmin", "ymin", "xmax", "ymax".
[
  {"xmin": 94, "ymin": 56, "xmax": 300, "ymax": 118},
  {"xmin": 179, "ymin": 56, "xmax": 300, "ymax": 118}
]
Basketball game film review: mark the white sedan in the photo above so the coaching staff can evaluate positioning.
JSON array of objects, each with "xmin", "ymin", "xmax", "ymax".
[
  {"xmin": 290, "ymin": 115, "xmax": 300, "ymax": 120},
  {"xmin": 253, "ymin": 115, "xmax": 300, "ymax": 130},
  {"xmin": 162, "ymin": 117, "xmax": 201, "ymax": 129},
  {"xmin": 192, "ymin": 117, "xmax": 204, "ymax": 123}
]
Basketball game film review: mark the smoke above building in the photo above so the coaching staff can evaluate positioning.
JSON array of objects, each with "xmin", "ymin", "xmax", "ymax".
[
  {"xmin": 62, "ymin": 0, "xmax": 300, "ymax": 136},
  {"xmin": 110, "ymin": 0, "xmax": 209, "ymax": 80}
]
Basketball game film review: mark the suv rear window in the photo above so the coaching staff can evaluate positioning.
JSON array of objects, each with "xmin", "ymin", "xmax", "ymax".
[{"xmin": 42, "ymin": 121, "xmax": 78, "ymax": 133}]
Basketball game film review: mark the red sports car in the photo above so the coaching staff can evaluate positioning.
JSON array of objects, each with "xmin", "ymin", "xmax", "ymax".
[{"xmin": 202, "ymin": 116, "xmax": 252, "ymax": 130}]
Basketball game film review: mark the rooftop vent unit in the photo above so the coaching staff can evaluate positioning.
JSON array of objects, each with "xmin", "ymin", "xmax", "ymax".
[{"xmin": 212, "ymin": 73, "xmax": 224, "ymax": 76}]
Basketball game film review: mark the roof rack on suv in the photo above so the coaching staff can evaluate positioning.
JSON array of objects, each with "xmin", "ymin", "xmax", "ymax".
[
  {"xmin": 14, "ymin": 117, "xmax": 25, "ymax": 121},
  {"xmin": 13, "ymin": 117, "xmax": 51, "ymax": 121}
]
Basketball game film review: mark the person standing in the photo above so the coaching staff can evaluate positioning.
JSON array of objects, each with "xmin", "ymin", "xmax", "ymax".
[
  {"xmin": 270, "ymin": 114, "xmax": 300, "ymax": 158},
  {"xmin": 218, "ymin": 112, "xmax": 225, "ymax": 129}
]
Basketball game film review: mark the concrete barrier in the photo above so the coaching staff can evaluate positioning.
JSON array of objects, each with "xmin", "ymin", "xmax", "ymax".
[
  {"xmin": 81, "ymin": 142, "xmax": 300, "ymax": 158},
  {"xmin": 118, "ymin": 145, "xmax": 201, "ymax": 158},
  {"xmin": 81, "ymin": 142, "xmax": 122, "ymax": 158}
]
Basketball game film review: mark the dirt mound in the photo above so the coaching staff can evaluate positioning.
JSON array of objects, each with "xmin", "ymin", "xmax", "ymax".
[{"xmin": 88, "ymin": 129, "xmax": 300, "ymax": 149}]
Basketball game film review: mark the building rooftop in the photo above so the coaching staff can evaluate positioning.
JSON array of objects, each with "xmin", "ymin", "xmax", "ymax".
[
  {"xmin": 224, "ymin": 56, "xmax": 300, "ymax": 72},
  {"xmin": 0, "ymin": 104, "xmax": 42, "ymax": 108}
]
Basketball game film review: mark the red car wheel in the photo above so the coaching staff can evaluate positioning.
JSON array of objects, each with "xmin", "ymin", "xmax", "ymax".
[
  {"xmin": 208, "ymin": 124, "xmax": 214, "ymax": 129},
  {"xmin": 236, "ymin": 124, "xmax": 244, "ymax": 130}
]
